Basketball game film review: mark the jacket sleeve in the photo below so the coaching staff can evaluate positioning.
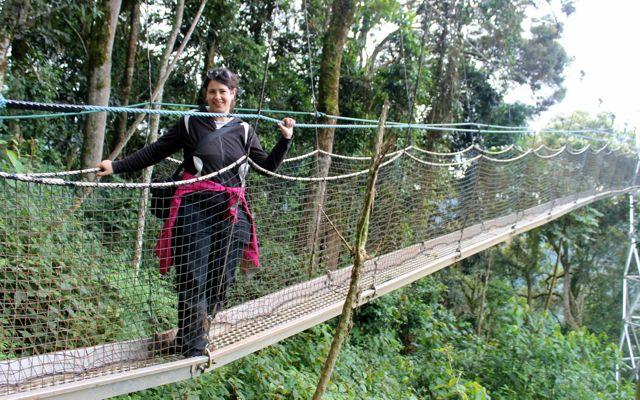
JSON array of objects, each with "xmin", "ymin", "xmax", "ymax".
[
  {"xmin": 112, "ymin": 118, "xmax": 187, "ymax": 174},
  {"xmin": 247, "ymin": 126, "xmax": 292, "ymax": 172}
]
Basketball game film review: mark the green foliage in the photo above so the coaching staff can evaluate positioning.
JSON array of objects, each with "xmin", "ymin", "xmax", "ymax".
[
  {"xmin": 0, "ymin": 155, "xmax": 177, "ymax": 355},
  {"xmin": 466, "ymin": 299, "xmax": 628, "ymax": 399},
  {"xmin": 123, "ymin": 278, "xmax": 632, "ymax": 399},
  {"xmin": 0, "ymin": 181, "xmax": 123, "ymax": 355},
  {"xmin": 0, "ymin": 145, "xmax": 25, "ymax": 172}
]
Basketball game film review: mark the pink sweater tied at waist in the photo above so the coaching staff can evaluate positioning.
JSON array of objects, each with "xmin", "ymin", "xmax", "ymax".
[{"xmin": 155, "ymin": 171, "xmax": 260, "ymax": 275}]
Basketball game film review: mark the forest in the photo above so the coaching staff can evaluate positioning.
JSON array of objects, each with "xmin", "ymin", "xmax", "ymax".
[{"xmin": 0, "ymin": 0, "xmax": 638, "ymax": 399}]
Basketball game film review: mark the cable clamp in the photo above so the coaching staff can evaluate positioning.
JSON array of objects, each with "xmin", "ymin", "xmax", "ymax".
[
  {"xmin": 455, "ymin": 246, "xmax": 462, "ymax": 259},
  {"xmin": 204, "ymin": 347, "xmax": 215, "ymax": 370},
  {"xmin": 193, "ymin": 347, "xmax": 215, "ymax": 375}
]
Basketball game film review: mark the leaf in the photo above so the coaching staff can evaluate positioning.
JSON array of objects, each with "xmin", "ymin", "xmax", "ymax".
[{"xmin": 4, "ymin": 150, "xmax": 25, "ymax": 173}]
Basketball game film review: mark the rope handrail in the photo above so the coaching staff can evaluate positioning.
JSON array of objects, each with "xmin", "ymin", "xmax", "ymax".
[
  {"xmin": 148, "ymin": 103, "xmax": 537, "ymax": 129},
  {"xmin": 282, "ymin": 149, "xmax": 320, "ymax": 162},
  {"xmin": 0, "ymin": 101, "xmax": 153, "ymax": 120},
  {"xmin": 316, "ymin": 148, "xmax": 406, "ymax": 160},
  {"xmin": 405, "ymin": 151, "xmax": 483, "ymax": 167},
  {"xmin": 533, "ymin": 146, "xmax": 567, "ymax": 159},
  {"xmin": 484, "ymin": 148, "xmax": 534, "ymax": 163},
  {"xmin": 0, "ymin": 97, "xmax": 618, "ymax": 136},
  {"xmin": 566, "ymin": 144, "xmax": 591, "ymax": 155},
  {"xmin": 247, "ymin": 151, "xmax": 404, "ymax": 182},
  {"xmin": 532, "ymin": 144, "xmax": 562, "ymax": 152},
  {"xmin": 134, "ymin": 102, "xmax": 618, "ymax": 136},
  {"xmin": 474, "ymin": 144, "xmax": 515, "ymax": 154},
  {"xmin": 3, "ymin": 142, "xmax": 625, "ymax": 181},
  {"xmin": 0, "ymin": 156, "xmax": 247, "ymax": 188},
  {"xmin": 593, "ymin": 143, "xmax": 611, "ymax": 153},
  {"xmin": 409, "ymin": 144, "xmax": 475, "ymax": 156}
]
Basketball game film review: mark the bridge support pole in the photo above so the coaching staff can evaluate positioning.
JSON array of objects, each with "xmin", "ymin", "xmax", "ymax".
[
  {"xmin": 618, "ymin": 129, "xmax": 640, "ymax": 384},
  {"xmin": 618, "ymin": 193, "xmax": 640, "ymax": 381}
]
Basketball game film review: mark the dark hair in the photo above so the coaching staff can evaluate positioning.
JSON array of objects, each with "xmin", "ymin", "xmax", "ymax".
[
  {"xmin": 203, "ymin": 67, "xmax": 239, "ymax": 92},
  {"xmin": 201, "ymin": 67, "xmax": 240, "ymax": 110}
]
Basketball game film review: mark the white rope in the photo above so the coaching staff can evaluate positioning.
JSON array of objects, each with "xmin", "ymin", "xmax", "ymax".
[
  {"xmin": 283, "ymin": 149, "xmax": 319, "ymax": 162},
  {"xmin": 316, "ymin": 148, "xmax": 406, "ymax": 161},
  {"xmin": 533, "ymin": 146, "xmax": 567, "ymax": 159},
  {"xmin": 1, "ymin": 142, "xmax": 629, "ymax": 186},
  {"xmin": 19, "ymin": 168, "xmax": 103, "ymax": 177},
  {"xmin": 0, "ymin": 156, "xmax": 247, "ymax": 188},
  {"xmin": 566, "ymin": 144, "xmax": 591, "ymax": 155},
  {"xmin": 405, "ymin": 151, "xmax": 482, "ymax": 167},
  {"xmin": 593, "ymin": 143, "xmax": 610, "ymax": 153},
  {"xmin": 483, "ymin": 149, "xmax": 533, "ymax": 163},
  {"xmin": 474, "ymin": 144, "xmax": 514, "ymax": 154},
  {"xmin": 410, "ymin": 144, "xmax": 475, "ymax": 156},
  {"xmin": 537, "ymin": 144, "xmax": 565, "ymax": 153},
  {"xmin": 248, "ymin": 151, "xmax": 403, "ymax": 182}
]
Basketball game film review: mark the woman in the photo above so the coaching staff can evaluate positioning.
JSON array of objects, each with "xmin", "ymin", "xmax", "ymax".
[{"xmin": 97, "ymin": 67, "xmax": 295, "ymax": 357}]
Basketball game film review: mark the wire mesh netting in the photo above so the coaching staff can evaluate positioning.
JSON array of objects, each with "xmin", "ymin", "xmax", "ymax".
[{"xmin": 0, "ymin": 142, "xmax": 637, "ymax": 395}]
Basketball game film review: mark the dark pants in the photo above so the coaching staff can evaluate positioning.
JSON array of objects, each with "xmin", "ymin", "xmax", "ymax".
[{"xmin": 172, "ymin": 192, "xmax": 251, "ymax": 356}]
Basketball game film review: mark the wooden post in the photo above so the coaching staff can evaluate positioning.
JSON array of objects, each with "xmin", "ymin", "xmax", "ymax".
[{"xmin": 312, "ymin": 100, "xmax": 390, "ymax": 400}]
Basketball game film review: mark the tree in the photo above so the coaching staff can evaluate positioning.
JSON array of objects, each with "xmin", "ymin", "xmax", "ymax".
[
  {"xmin": 81, "ymin": 0, "xmax": 122, "ymax": 171},
  {"xmin": 112, "ymin": 0, "xmax": 141, "ymax": 151},
  {"xmin": 306, "ymin": 0, "xmax": 358, "ymax": 275},
  {"xmin": 0, "ymin": 0, "xmax": 31, "ymax": 91}
]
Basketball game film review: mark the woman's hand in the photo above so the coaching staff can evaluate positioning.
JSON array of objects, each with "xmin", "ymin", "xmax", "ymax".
[
  {"xmin": 278, "ymin": 117, "xmax": 295, "ymax": 139},
  {"xmin": 96, "ymin": 159, "xmax": 113, "ymax": 177}
]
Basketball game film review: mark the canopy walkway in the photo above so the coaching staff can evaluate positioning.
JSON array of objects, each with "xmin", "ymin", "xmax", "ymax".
[{"xmin": 0, "ymin": 136, "xmax": 637, "ymax": 398}]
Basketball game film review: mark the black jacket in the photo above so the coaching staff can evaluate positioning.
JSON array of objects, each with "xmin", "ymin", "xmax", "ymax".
[{"xmin": 113, "ymin": 114, "xmax": 292, "ymax": 187}]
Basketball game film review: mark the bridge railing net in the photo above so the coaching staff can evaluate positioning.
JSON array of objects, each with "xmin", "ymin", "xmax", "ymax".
[{"xmin": 0, "ymin": 143, "xmax": 637, "ymax": 394}]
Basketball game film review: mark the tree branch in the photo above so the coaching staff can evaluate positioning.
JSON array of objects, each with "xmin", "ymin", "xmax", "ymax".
[{"xmin": 108, "ymin": 0, "xmax": 207, "ymax": 161}]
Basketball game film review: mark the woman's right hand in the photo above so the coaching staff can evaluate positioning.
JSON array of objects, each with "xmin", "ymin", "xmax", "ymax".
[{"xmin": 96, "ymin": 159, "xmax": 113, "ymax": 177}]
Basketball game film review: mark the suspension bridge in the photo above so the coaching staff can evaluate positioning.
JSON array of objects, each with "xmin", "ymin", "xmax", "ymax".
[{"xmin": 0, "ymin": 98, "xmax": 638, "ymax": 399}]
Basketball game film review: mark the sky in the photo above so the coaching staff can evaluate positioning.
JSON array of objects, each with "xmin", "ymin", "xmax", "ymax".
[{"xmin": 521, "ymin": 0, "xmax": 640, "ymax": 133}]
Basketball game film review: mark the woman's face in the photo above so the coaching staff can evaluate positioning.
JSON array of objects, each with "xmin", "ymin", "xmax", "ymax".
[{"xmin": 206, "ymin": 79, "xmax": 236, "ymax": 114}]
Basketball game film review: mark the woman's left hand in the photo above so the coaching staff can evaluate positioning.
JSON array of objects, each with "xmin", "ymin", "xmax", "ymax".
[{"xmin": 278, "ymin": 117, "xmax": 295, "ymax": 139}]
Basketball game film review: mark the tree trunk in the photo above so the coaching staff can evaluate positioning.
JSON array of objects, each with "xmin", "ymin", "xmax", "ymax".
[
  {"xmin": 476, "ymin": 252, "xmax": 492, "ymax": 335},
  {"xmin": 525, "ymin": 273, "xmax": 533, "ymax": 309},
  {"xmin": 426, "ymin": 2, "xmax": 449, "ymax": 126},
  {"xmin": 70, "ymin": 0, "xmax": 206, "ymax": 213},
  {"xmin": 133, "ymin": 0, "xmax": 185, "ymax": 274},
  {"xmin": 425, "ymin": 0, "xmax": 464, "ymax": 150},
  {"xmin": 81, "ymin": 0, "xmax": 122, "ymax": 171},
  {"xmin": 306, "ymin": 0, "xmax": 358, "ymax": 275},
  {"xmin": 543, "ymin": 239, "xmax": 562, "ymax": 312},
  {"xmin": 248, "ymin": 1, "xmax": 275, "ymax": 43},
  {"xmin": 147, "ymin": 0, "xmax": 184, "ymax": 139},
  {"xmin": 206, "ymin": 40, "xmax": 217, "ymax": 70},
  {"xmin": 0, "ymin": 0, "xmax": 30, "ymax": 91},
  {"xmin": 114, "ymin": 0, "xmax": 141, "ymax": 151},
  {"xmin": 312, "ymin": 100, "xmax": 389, "ymax": 400},
  {"xmin": 108, "ymin": 0, "xmax": 207, "ymax": 161},
  {"xmin": 560, "ymin": 243, "xmax": 579, "ymax": 329}
]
